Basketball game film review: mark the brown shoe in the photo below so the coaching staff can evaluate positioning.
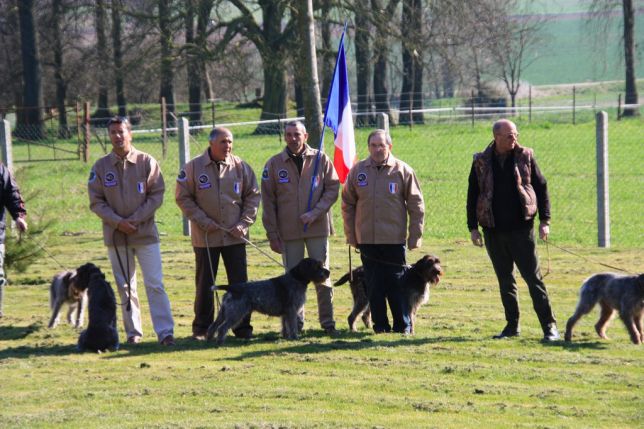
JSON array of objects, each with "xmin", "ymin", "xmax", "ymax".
[
  {"xmin": 160, "ymin": 335, "xmax": 175, "ymax": 346},
  {"xmin": 127, "ymin": 335, "xmax": 142, "ymax": 344}
]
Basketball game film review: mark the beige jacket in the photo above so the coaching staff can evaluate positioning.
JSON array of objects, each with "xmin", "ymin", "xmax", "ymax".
[
  {"xmin": 342, "ymin": 155, "xmax": 425, "ymax": 248},
  {"xmin": 261, "ymin": 144, "xmax": 339, "ymax": 241},
  {"xmin": 175, "ymin": 150, "xmax": 260, "ymax": 248},
  {"xmin": 88, "ymin": 148, "xmax": 164, "ymax": 246}
]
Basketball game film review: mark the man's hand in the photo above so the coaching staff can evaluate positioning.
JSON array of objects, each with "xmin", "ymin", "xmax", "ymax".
[
  {"xmin": 470, "ymin": 229, "xmax": 483, "ymax": 247},
  {"xmin": 206, "ymin": 222, "xmax": 220, "ymax": 233},
  {"xmin": 15, "ymin": 217, "xmax": 27, "ymax": 233},
  {"xmin": 269, "ymin": 237, "xmax": 283, "ymax": 254},
  {"xmin": 300, "ymin": 211, "xmax": 316, "ymax": 226},
  {"xmin": 539, "ymin": 222, "xmax": 550, "ymax": 241},
  {"xmin": 228, "ymin": 223, "xmax": 247, "ymax": 239},
  {"xmin": 117, "ymin": 220, "xmax": 137, "ymax": 234}
]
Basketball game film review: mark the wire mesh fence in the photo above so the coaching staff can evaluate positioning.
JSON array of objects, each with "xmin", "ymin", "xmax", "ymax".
[{"xmin": 2, "ymin": 101, "xmax": 641, "ymax": 248}]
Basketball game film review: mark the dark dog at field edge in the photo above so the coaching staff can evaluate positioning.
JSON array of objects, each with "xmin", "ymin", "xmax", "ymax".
[
  {"xmin": 77, "ymin": 263, "xmax": 120, "ymax": 352},
  {"xmin": 48, "ymin": 269, "xmax": 88, "ymax": 329},
  {"xmin": 206, "ymin": 258, "xmax": 330, "ymax": 345},
  {"xmin": 334, "ymin": 254, "xmax": 443, "ymax": 333},
  {"xmin": 565, "ymin": 273, "xmax": 644, "ymax": 344}
]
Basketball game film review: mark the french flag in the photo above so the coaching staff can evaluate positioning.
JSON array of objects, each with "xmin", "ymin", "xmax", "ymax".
[{"xmin": 324, "ymin": 28, "xmax": 355, "ymax": 184}]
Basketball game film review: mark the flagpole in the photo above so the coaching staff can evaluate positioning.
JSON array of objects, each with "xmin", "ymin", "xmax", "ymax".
[{"xmin": 304, "ymin": 22, "xmax": 348, "ymax": 231}]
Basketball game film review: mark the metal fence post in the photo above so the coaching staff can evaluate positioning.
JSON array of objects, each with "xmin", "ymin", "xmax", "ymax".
[
  {"xmin": 0, "ymin": 120, "xmax": 14, "ymax": 171},
  {"xmin": 161, "ymin": 97, "xmax": 168, "ymax": 159},
  {"xmin": 178, "ymin": 117, "xmax": 191, "ymax": 237},
  {"xmin": 596, "ymin": 111, "xmax": 610, "ymax": 248},
  {"xmin": 376, "ymin": 112, "xmax": 389, "ymax": 132}
]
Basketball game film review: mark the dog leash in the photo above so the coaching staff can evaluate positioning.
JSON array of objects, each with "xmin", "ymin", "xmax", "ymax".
[
  {"xmin": 208, "ymin": 220, "xmax": 285, "ymax": 269},
  {"xmin": 542, "ymin": 238, "xmax": 634, "ymax": 275},
  {"xmin": 18, "ymin": 233, "xmax": 69, "ymax": 272},
  {"xmin": 112, "ymin": 230, "xmax": 133, "ymax": 312},
  {"xmin": 204, "ymin": 232, "xmax": 222, "ymax": 313}
]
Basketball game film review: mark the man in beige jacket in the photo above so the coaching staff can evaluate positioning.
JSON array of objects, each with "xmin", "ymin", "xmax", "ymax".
[
  {"xmin": 261, "ymin": 121, "xmax": 339, "ymax": 334},
  {"xmin": 88, "ymin": 116, "xmax": 175, "ymax": 345},
  {"xmin": 342, "ymin": 129, "xmax": 424, "ymax": 334},
  {"xmin": 176, "ymin": 127, "xmax": 260, "ymax": 340}
]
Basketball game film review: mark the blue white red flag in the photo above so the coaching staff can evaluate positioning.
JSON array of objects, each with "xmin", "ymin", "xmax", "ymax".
[{"xmin": 323, "ymin": 28, "xmax": 355, "ymax": 184}]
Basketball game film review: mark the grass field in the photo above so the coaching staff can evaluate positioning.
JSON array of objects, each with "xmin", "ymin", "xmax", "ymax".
[{"xmin": 1, "ymin": 119, "xmax": 643, "ymax": 428}]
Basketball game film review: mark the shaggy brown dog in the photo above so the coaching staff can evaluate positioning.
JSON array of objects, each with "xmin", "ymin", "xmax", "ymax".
[
  {"xmin": 206, "ymin": 258, "xmax": 330, "ymax": 345},
  {"xmin": 48, "ymin": 269, "xmax": 88, "ymax": 329},
  {"xmin": 565, "ymin": 273, "xmax": 644, "ymax": 344},
  {"xmin": 334, "ymin": 255, "xmax": 443, "ymax": 333}
]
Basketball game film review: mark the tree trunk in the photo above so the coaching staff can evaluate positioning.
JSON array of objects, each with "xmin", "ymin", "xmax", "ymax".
[
  {"xmin": 52, "ymin": 0, "xmax": 70, "ymax": 138},
  {"xmin": 94, "ymin": 0, "xmax": 111, "ymax": 121},
  {"xmin": 354, "ymin": 2, "xmax": 373, "ymax": 126},
  {"xmin": 622, "ymin": 0, "xmax": 639, "ymax": 116},
  {"xmin": 320, "ymin": 0, "xmax": 334, "ymax": 99},
  {"xmin": 185, "ymin": 0, "xmax": 202, "ymax": 127},
  {"xmin": 256, "ymin": 51, "xmax": 288, "ymax": 134},
  {"xmin": 16, "ymin": 0, "xmax": 45, "ymax": 140},
  {"xmin": 159, "ymin": 0, "xmax": 176, "ymax": 128},
  {"xmin": 112, "ymin": 0, "xmax": 127, "ymax": 117},
  {"xmin": 295, "ymin": 0, "xmax": 323, "ymax": 148},
  {"xmin": 371, "ymin": 0, "xmax": 396, "ymax": 124},
  {"xmin": 196, "ymin": 0, "xmax": 214, "ymax": 103}
]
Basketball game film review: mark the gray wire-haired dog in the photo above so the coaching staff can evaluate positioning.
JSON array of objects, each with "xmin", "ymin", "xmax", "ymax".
[
  {"xmin": 334, "ymin": 255, "xmax": 443, "ymax": 333},
  {"xmin": 565, "ymin": 273, "xmax": 644, "ymax": 344},
  {"xmin": 48, "ymin": 269, "xmax": 88, "ymax": 329},
  {"xmin": 206, "ymin": 258, "xmax": 330, "ymax": 345}
]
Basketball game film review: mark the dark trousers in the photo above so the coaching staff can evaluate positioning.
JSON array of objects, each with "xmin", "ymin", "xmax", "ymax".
[
  {"xmin": 359, "ymin": 244, "xmax": 410, "ymax": 333},
  {"xmin": 483, "ymin": 227, "xmax": 556, "ymax": 332},
  {"xmin": 193, "ymin": 244, "xmax": 252, "ymax": 337}
]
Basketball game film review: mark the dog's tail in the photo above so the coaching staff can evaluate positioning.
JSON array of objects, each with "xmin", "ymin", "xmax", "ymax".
[{"xmin": 333, "ymin": 272, "xmax": 352, "ymax": 287}]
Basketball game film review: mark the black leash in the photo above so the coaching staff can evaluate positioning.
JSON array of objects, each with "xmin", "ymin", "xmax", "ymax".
[
  {"xmin": 112, "ymin": 230, "xmax": 132, "ymax": 312},
  {"xmin": 543, "ymin": 238, "xmax": 634, "ymax": 275},
  {"xmin": 204, "ymin": 233, "xmax": 221, "ymax": 314},
  {"xmin": 18, "ymin": 233, "xmax": 69, "ymax": 272}
]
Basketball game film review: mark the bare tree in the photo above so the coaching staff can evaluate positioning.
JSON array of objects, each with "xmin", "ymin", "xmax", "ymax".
[
  {"xmin": 399, "ymin": 0, "xmax": 423, "ymax": 125},
  {"xmin": 112, "ymin": 0, "xmax": 127, "ymax": 117},
  {"xmin": 485, "ymin": 0, "xmax": 543, "ymax": 109},
  {"xmin": 371, "ymin": 0, "xmax": 399, "ymax": 122},
  {"xmin": 94, "ymin": 0, "xmax": 112, "ymax": 120},
  {"xmin": 294, "ymin": 0, "xmax": 323, "ymax": 147},
  {"xmin": 158, "ymin": 0, "xmax": 176, "ymax": 127},
  {"xmin": 353, "ymin": 1, "xmax": 373, "ymax": 126},
  {"xmin": 50, "ymin": 0, "xmax": 70, "ymax": 137},
  {"xmin": 184, "ymin": 0, "xmax": 202, "ymax": 126},
  {"xmin": 17, "ymin": 0, "xmax": 45, "ymax": 139}
]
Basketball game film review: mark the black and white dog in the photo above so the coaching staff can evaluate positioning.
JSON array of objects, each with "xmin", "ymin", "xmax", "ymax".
[
  {"xmin": 48, "ymin": 269, "xmax": 88, "ymax": 329},
  {"xmin": 77, "ymin": 263, "xmax": 120, "ymax": 353},
  {"xmin": 206, "ymin": 258, "xmax": 330, "ymax": 345}
]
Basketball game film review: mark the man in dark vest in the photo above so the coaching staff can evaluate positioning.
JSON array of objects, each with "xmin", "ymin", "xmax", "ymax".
[{"xmin": 467, "ymin": 119, "xmax": 559, "ymax": 342}]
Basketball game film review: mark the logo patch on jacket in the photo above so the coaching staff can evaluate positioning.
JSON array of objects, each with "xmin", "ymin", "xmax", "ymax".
[
  {"xmin": 388, "ymin": 182, "xmax": 398, "ymax": 193},
  {"xmin": 104, "ymin": 171, "xmax": 117, "ymax": 187},
  {"xmin": 88, "ymin": 170, "xmax": 97, "ymax": 184},
  {"xmin": 278, "ymin": 169, "xmax": 289, "ymax": 183},
  {"xmin": 177, "ymin": 169, "xmax": 187, "ymax": 182},
  {"xmin": 261, "ymin": 166, "xmax": 269, "ymax": 181},
  {"xmin": 137, "ymin": 182, "xmax": 145, "ymax": 194},
  {"xmin": 234, "ymin": 181, "xmax": 241, "ymax": 194},
  {"xmin": 198, "ymin": 173, "xmax": 211, "ymax": 189},
  {"xmin": 357, "ymin": 172, "xmax": 367, "ymax": 187}
]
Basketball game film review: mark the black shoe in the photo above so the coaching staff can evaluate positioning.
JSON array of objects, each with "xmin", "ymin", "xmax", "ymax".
[
  {"xmin": 542, "ymin": 324, "xmax": 560, "ymax": 342},
  {"xmin": 493, "ymin": 327, "xmax": 520, "ymax": 339}
]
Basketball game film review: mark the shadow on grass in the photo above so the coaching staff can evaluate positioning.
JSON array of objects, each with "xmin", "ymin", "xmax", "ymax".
[
  {"xmin": 542, "ymin": 340, "xmax": 610, "ymax": 350},
  {"xmin": 0, "ymin": 323, "xmax": 41, "ymax": 341}
]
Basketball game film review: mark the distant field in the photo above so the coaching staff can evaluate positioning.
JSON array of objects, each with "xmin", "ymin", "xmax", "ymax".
[{"xmin": 521, "ymin": 3, "xmax": 644, "ymax": 85}]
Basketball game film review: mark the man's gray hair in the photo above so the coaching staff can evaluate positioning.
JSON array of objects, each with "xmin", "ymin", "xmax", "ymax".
[
  {"xmin": 367, "ymin": 129, "xmax": 392, "ymax": 146},
  {"xmin": 209, "ymin": 127, "xmax": 232, "ymax": 141},
  {"xmin": 285, "ymin": 120, "xmax": 307, "ymax": 132}
]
